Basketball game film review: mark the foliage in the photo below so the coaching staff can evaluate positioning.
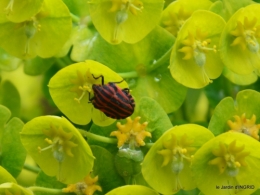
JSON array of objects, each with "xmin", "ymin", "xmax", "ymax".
[{"xmin": 0, "ymin": 0, "xmax": 260, "ymax": 195}]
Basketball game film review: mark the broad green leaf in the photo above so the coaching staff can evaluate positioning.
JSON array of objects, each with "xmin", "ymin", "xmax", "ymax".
[
  {"xmin": 20, "ymin": 116, "xmax": 95, "ymax": 184},
  {"xmin": 0, "ymin": 183, "xmax": 32, "ymax": 195},
  {"xmin": 219, "ymin": 4, "xmax": 260, "ymax": 75},
  {"xmin": 160, "ymin": 0, "xmax": 212, "ymax": 36},
  {"xmin": 1, "ymin": 117, "xmax": 25, "ymax": 178},
  {"xmin": 88, "ymin": 0, "xmax": 164, "ymax": 44},
  {"xmin": 0, "ymin": 47, "xmax": 20, "ymax": 71},
  {"xmin": 191, "ymin": 132, "xmax": 260, "ymax": 195},
  {"xmin": 0, "ymin": 166, "xmax": 16, "ymax": 184},
  {"xmin": 91, "ymin": 145, "xmax": 125, "ymax": 194},
  {"xmin": 48, "ymin": 60, "xmax": 128, "ymax": 126},
  {"xmin": 106, "ymin": 185, "xmax": 159, "ymax": 195},
  {"xmin": 0, "ymin": 80, "xmax": 21, "ymax": 117},
  {"xmin": 137, "ymin": 97, "xmax": 172, "ymax": 141},
  {"xmin": 35, "ymin": 171, "xmax": 67, "ymax": 195},
  {"xmin": 73, "ymin": 26, "xmax": 187, "ymax": 114},
  {"xmin": 170, "ymin": 10, "xmax": 226, "ymax": 88},
  {"xmin": 0, "ymin": 0, "xmax": 44, "ymax": 23},
  {"xmin": 142, "ymin": 124, "xmax": 214, "ymax": 195},
  {"xmin": 222, "ymin": 67, "xmax": 258, "ymax": 86},
  {"xmin": 0, "ymin": 0, "xmax": 72, "ymax": 59},
  {"xmin": 63, "ymin": 0, "xmax": 89, "ymax": 17},
  {"xmin": 24, "ymin": 57, "xmax": 55, "ymax": 76},
  {"xmin": 208, "ymin": 89, "xmax": 260, "ymax": 137}
]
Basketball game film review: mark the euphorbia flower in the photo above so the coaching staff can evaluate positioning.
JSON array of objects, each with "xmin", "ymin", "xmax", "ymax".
[
  {"xmin": 170, "ymin": 10, "xmax": 225, "ymax": 88},
  {"xmin": 63, "ymin": 173, "xmax": 102, "ymax": 195},
  {"xmin": 110, "ymin": 116, "xmax": 151, "ymax": 148},
  {"xmin": 191, "ymin": 132, "xmax": 260, "ymax": 195},
  {"xmin": 160, "ymin": 0, "xmax": 212, "ymax": 36},
  {"xmin": 219, "ymin": 4, "xmax": 260, "ymax": 75},
  {"xmin": 142, "ymin": 124, "xmax": 214, "ymax": 194}
]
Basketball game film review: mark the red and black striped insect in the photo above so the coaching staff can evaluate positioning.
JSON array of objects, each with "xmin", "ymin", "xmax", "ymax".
[{"xmin": 89, "ymin": 74, "xmax": 135, "ymax": 119}]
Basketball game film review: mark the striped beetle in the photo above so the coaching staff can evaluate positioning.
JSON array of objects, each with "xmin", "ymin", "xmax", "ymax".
[{"xmin": 89, "ymin": 74, "xmax": 135, "ymax": 119}]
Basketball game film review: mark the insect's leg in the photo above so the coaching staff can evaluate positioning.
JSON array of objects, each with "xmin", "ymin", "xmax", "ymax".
[
  {"xmin": 113, "ymin": 79, "xmax": 125, "ymax": 84},
  {"xmin": 88, "ymin": 92, "xmax": 94, "ymax": 103},
  {"xmin": 92, "ymin": 74, "xmax": 104, "ymax": 85},
  {"xmin": 122, "ymin": 88, "xmax": 130, "ymax": 93}
]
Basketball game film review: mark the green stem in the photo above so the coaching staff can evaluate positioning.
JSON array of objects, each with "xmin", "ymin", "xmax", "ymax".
[
  {"xmin": 70, "ymin": 13, "xmax": 80, "ymax": 23},
  {"xmin": 147, "ymin": 46, "xmax": 173, "ymax": 73},
  {"xmin": 23, "ymin": 163, "xmax": 41, "ymax": 174},
  {"xmin": 118, "ymin": 71, "xmax": 139, "ymax": 79},
  {"xmin": 28, "ymin": 186, "xmax": 64, "ymax": 194},
  {"xmin": 78, "ymin": 129, "xmax": 117, "ymax": 144},
  {"xmin": 55, "ymin": 58, "xmax": 67, "ymax": 69}
]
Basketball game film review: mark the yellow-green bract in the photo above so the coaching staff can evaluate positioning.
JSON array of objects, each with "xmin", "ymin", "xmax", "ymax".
[
  {"xmin": 191, "ymin": 132, "xmax": 260, "ymax": 195},
  {"xmin": 142, "ymin": 124, "xmax": 214, "ymax": 194},
  {"xmin": 88, "ymin": 0, "xmax": 164, "ymax": 44},
  {"xmin": 169, "ymin": 10, "xmax": 226, "ymax": 88},
  {"xmin": 48, "ymin": 60, "xmax": 129, "ymax": 126},
  {"xmin": 219, "ymin": 4, "xmax": 260, "ymax": 75},
  {"xmin": 0, "ymin": 183, "xmax": 32, "ymax": 195},
  {"xmin": 105, "ymin": 185, "xmax": 159, "ymax": 195},
  {"xmin": 20, "ymin": 116, "xmax": 95, "ymax": 184}
]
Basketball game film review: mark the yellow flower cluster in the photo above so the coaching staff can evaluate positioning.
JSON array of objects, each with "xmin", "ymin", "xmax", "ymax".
[
  {"xmin": 227, "ymin": 113, "xmax": 260, "ymax": 140},
  {"xmin": 110, "ymin": 116, "xmax": 151, "ymax": 148},
  {"xmin": 109, "ymin": 0, "xmax": 143, "ymax": 15},
  {"xmin": 208, "ymin": 140, "xmax": 250, "ymax": 176},
  {"xmin": 63, "ymin": 173, "xmax": 102, "ymax": 195}
]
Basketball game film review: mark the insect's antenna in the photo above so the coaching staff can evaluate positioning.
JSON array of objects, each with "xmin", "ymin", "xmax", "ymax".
[
  {"xmin": 113, "ymin": 79, "xmax": 125, "ymax": 84},
  {"xmin": 92, "ymin": 74, "xmax": 104, "ymax": 85}
]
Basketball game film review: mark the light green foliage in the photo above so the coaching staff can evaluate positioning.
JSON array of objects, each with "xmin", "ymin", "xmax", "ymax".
[
  {"xmin": 0, "ymin": 183, "xmax": 32, "ymax": 195},
  {"xmin": 20, "ymin": 116, "xmax": 94, "ymax": 184},
  {"xmin": 0, "ymin": 48, "xmax": 20, "ymax": 71},
  {"xmin": 142, "ymin": 124, "xmax": 214, "ymax": 194},
  {"xmin": 0, "ymin": 0, "xmax": 72, "ymax": 59},
  {"xmin": 24, "ymin": 57, "xmax": 55, "ymax": 76},
  {"xmin": 0, "ymin": 0, "xmax": 44, "ymax": 23},
  {"xmin": 192, "ymin": 132, "xmax": 260, "ymax": 195},
  {"xmin": 0, "ymin": 105, "xmax": 25, "ymax": 178},
  {"xmin": 88, "ymin": 0, "xmax": 164, "ymax": 44},
  {"xmin": 106, "ymin": 185, "xmax": 159, "ymax": 195},
  {"xmin": 0, "ymin": 166, "xmax": 16, "ymax": 184}
]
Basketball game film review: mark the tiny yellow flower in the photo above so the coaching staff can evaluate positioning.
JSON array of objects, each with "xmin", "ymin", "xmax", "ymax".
[
  {"xmin": 63, "ymin": 173, "xmax": 102, "ymax": 195},
  {"xmin": 109, "ymin": 0, "xmax": 143, "ymax": 16},
  {"xmin": 70, "ymin": 69, "xmax": 97, "ymax": 103},
  {"xmin": 227, "ymin": 113, "xmax": 260, "ymax": 140},
  {"xmin": 208, "ymin": 140, "xmax": 250, "ymax": 177},
  {"xmin": 230, "ymin": 17, "xmax": 260, "ymax": 52},
  {"xmin": 38, "ymin": 123, "xmax": 78, "ymax": 161},
  {"xmin": 110, "ymin": 116, "xmax": 151, "ymax": 148}
]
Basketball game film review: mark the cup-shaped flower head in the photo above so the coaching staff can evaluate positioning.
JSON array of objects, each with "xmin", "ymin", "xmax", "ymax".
[
  {"xmin": 169, "ymin": 10, "xmax": 226, "ymax": 88},
  {"xmin": 220, "ymin": 4, "xmax": 260, "ymax": 75},
  {"xmin": 0, "ymin": 0, "xmax": 71, "ymax": 59},
  {"xmin": 191, "ymin": 132, "xmax": 260, "ymax": 195},
  {"xmin": 48, "ymin": 60, "xmax": 129, "ymax": 126},
  {"xmin": 209, "ymin": 89, "xmax": 260, "ymax": 138},
  {"xmin": 20, "ymin": 116, "xmax": 95, "ymax": 184},
  {"xmin": 160, "ymin": 0, "xmax": 212, "ymax": 36},
  {"xmin": 142, "ymin": 124, "xmax": 214, "ymax": 194},
  {"xmin": 88, "ymin": 0, "xmax": 164, "ymax": 44}
]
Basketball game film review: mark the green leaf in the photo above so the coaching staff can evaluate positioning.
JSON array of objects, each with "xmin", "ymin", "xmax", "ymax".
[
  {"xmin": 0, "ymin": 0, "xmax": 44, "ymax": 23},
  {"xmin": 88, "ymin": 0, "xmax": 164, "ymax": 44},
  {"xmin": 142, "ymin": 124, "xmax": 214, "ymax": 194},
  {"xmin": 208, "ymin": 89, "xmax": 260, "ymax": 137},
  {"xmin": 191, "ymin": 132, "xmax": 260, "ymax": 195},
  {"xmin": 74, "ymin": 26, "xmax": 187, "ymax": 114},
  {"xmin": 137, "ymin": 97, "xmax": 173, "ymax": 141},
  {"xmin": 63, "ymin": 0, "xmax": 89, "ymax": 17},
  {"xmin": 170, "ymin": 10, "xmax": 226, "ymax": 88},
  {"xmin": 0, "ymin": 47, "xmax": 20, "ymax": 71},
  {"xmin": 48, "ymin": 60, "xmax": 128, "ymax": 126},
  {"xmin": 0, "ymin": 0, "xmax": 72, "ymax": 59},
  {"xmin": 219, "ymin": 4, "xmax": 260, "ymax": 75},
  {"xmin": 0, "ymin": 80, "xmax": 21, "ymax": 117},
  {"xmin": 106, "ymin": 185, "xmax": 159, "ymax": 195},
  {"xmin": 24, "ymin": 57, "xmax": 55, "ymax": 76},
  {"xmin": 91, "ymin": 145, "xmax": 125, "ymax": 194},
  {"xmin": 20, "ymin": 116, "xmax": 95, "ymax": 184},
  {"xmin": 0, "ymin": 105, "xmax": 25, "ymax": 178},
  {"xmin": 0, "ymin": 166, "xmax": 16, "ymax": 184},
  {"xmin": 35, "ymin": 171, "xmax": 67, "ymax": 195}
]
